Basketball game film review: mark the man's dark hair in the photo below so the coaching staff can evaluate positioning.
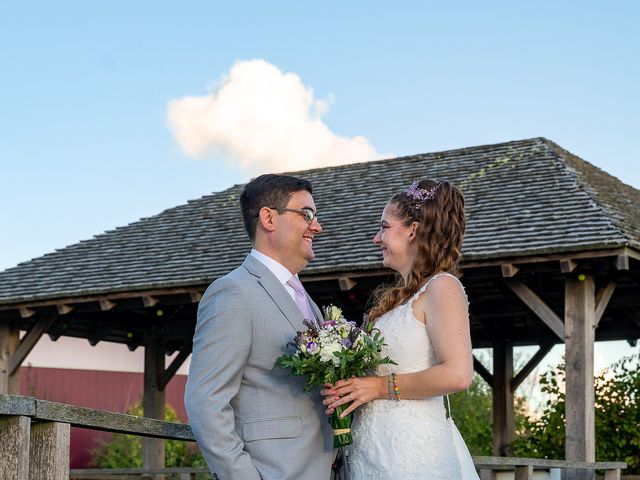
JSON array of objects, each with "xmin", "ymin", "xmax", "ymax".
[{"xmin": 240, "ymin": 174, "xmax": 313, "ymax": 242}]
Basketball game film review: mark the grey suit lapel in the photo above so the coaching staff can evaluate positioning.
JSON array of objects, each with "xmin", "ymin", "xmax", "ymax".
[
  {"xmin": 242, "ymin": 255, "xmax": 305, "ymax": 332},
  {"xmin": 309, "ymin": 298, "xmax": 323, "ymax": 325}
]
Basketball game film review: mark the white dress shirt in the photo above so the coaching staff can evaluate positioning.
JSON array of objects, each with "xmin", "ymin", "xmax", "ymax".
[{"xmin": 249, "ymin": 248, "xmax": 299, "ymax": 302}]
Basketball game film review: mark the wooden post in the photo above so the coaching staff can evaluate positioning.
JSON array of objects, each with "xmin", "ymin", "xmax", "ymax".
[
  {"xmin": 480, "ymin": 469, "xmax": 495, "ymax": 480},
  {"xmin": 492, "ymin": 340, "xmax": 514, "ymax": 456},
  {"xmin": 0, "ymin": 320, "xmax": 20, "ymax": 395},
  {"xmin": 564, "ymin": 275, "xmax": 596, "ymax": 480},
  {"xmin": 515, "ymin": 465, "xmax": 534, "ymax": 480},
  {"xmin": 0, "ymin": 416, "xmax": 30, "ymax": 480},
  {"xmin": 143, "ymin": 341, "xmax": 166, "ymax": 479},
  {"xmin": 604, "ymin": 470, "xmax": 621, "ymax": 480},
  {"xmin": 0, "ymin": 417, "xmax": 31, "ymax": 480},
  {"xmin": 29, "ymin": 421, "xmax": 70, "ymax": 479}
]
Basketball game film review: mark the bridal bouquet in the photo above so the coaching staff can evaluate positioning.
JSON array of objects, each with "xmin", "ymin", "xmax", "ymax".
[{"xmin": 275, "ymin": 305, "xmax": 394, "ymax": 447}]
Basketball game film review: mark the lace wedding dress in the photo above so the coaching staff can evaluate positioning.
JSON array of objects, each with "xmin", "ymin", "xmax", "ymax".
[{"xmin": 349, "ymin": 273, "xmax": 476, "ymax": 479}]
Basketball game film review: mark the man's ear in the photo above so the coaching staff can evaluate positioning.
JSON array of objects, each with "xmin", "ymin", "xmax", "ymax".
[{"xmin": 258, "ymin": 207, "xmax": 277, "ymax": 233}]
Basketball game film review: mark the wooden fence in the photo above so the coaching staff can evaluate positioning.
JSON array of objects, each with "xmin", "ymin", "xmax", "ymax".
[{"xmin": 0, "ymin": 395, "xmax": 627, "ymax": 480}]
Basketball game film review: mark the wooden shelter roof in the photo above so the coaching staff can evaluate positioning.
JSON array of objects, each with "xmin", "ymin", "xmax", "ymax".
[{"xmin": 1, "ymin": 137, "xmax": 638, "ymax": 308}]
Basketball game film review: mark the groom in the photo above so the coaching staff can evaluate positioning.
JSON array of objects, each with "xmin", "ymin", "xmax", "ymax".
[{"xmin": 185, "ymin": 174, "xmax": 334, "ymax": 479}]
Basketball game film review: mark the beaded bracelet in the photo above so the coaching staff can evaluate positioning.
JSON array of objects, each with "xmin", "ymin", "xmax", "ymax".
[
  {"xmin": 387, "ymin": 374, "xmax": 394, "ymax": 399},
  {"xmin": 388, "ymin": 373, "xmax": 400, "ymax": 400}
]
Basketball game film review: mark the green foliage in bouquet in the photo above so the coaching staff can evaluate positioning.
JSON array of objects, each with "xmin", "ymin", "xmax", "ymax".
[
  {"xmin": 275, "ymin": 306, "xmax": 395, "ymax": 391},
  {"xmin": 275, "ymin": 306, "xmax": 395, "ymax": 448}
]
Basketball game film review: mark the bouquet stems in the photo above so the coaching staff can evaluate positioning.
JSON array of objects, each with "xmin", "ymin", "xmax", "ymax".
[{"xmin": 331, "ymin": 404, "xmax": 352, "ymax": 448}]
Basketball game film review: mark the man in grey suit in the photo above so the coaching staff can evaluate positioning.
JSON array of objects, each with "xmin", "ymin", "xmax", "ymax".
[{"xmin": 185, "ymin": 174, "xmax": 334, "ymax": 479}]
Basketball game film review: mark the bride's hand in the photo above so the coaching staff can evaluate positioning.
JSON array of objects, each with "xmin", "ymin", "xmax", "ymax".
[
  {"xmin": 322, "ymin": 376, "xmax": 386, "ymax": 417},
  {"xmin": 320, "ymin": 383, "xmax": 339, "ymax": 416}
]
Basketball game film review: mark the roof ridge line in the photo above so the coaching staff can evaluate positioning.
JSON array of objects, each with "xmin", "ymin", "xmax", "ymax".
[
  {"xmin": 543, "ymin": 140, "xmax": 630, "ymax": 245},
  {"xmin": 278, "ymin": 137, "xmax": 548, "ymax": 177}
]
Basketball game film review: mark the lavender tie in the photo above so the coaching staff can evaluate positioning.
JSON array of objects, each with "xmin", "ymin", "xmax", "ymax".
[{"xmin": 287, "ymin": 276, "xmax": 317, "ymax": 324}]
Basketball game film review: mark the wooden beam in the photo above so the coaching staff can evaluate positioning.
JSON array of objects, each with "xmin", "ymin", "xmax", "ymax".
[
  {"xmin": 492, "ymin": 341, "xmax": 514, "ymax": 456},
  {"xmin": 47, "ymin": 321, "xmax": 68, "ymax": 342},
  {"xmin": 0, "ymin": 245, "xmax": 636, "ymax": 314},
  {"xmin": 88, "ymin": 325, "xmax": 111, "ymax": 347},
  {"xmin": 18, "ymin": 307, "xmax": 35, "ymax": 319},
  {"xmin": 99, "ymin": 299, "xmax": 116, "ymax": 311},
  {"xmin": 9, "ymin": 317, "xmax": 57, "ymax": 376},
  {"xmin": 501, "ymin": 264, "xmax": 519, "ymax": 278},
  {"xmin": 159, "ymin": 341, "xmax": 192, "ymax": 391},
  {"xmin": 461, "ymin": 247, "xmax": 640, "ymax": 271},
  {"xmin": 142, "ymin": 296, "xmax": 159, "ymax": 308},
  {"xmin": 504, "ymin": 278, "xmax": 565, "ymax": 340},
  {"xmin": 614, "ymin": 254, "xmax": 629, "ymax": 270},
  {"xmin": 511, "ymin": 343, "xmax": 553, "ymax": 391},
  {"xmin": 0, "ymin": 320, "xmax": 20, "ymax": 394},
  {"xmin": 622, "ymin": 308, "xmax": 640, "ymax": 328},
  {"xmin": 143, "ymin": 341, "xmax": 166, "ymax": 474},
  {"xmin": 560, "ymin": 258, "xmax": 577, "ymax": 273},
  {"xmin": 338, "ymin": 276, "xmax": 357, "ymax": 291},
  {"xmin": 564, "ymin": 275, "xmax": 596, "ymax": 477},
  {"xmin": 473, "ymin": 355, "xmax": 493, "ymax": 385},
  {"xmin": 0, "ymin": 286, "xmax": 207, "ymax": 313},
  {"xmin": 56, "ymin": 304, "xmax": 73, "ymax": 315},
  {"xmin": 594, "ymin": 282, "xmax": 616, "ymax": 328}
]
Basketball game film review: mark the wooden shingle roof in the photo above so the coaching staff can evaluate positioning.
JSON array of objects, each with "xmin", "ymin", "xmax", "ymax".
[{"xmin": 1, "ymin": 137, "xmax": 638, "ymax": 306}]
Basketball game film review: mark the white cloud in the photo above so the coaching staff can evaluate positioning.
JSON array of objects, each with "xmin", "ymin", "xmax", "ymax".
[{"xmin": 167, "ymin": 59, "xmax": 381, "ymax": 174}]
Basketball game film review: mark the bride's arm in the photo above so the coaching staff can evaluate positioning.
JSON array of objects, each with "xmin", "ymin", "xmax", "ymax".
[
  {"xmin": 396, "ymin": 274, "xmax": 474, "ymax": 397},
  {"xmin": 322, "ymin": 275, "xmax": 473, "ymax": 417}
]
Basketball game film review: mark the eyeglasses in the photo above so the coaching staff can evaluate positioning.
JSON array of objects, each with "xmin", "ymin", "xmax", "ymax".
[{"xmin": 270, "ymin": 207, "xmax": 318, "ymax": 224}]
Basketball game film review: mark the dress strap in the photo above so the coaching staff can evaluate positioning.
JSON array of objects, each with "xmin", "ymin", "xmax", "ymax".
[{"xmin": 410, "ymin": 272, "xmax": 465, "ymax": 305}]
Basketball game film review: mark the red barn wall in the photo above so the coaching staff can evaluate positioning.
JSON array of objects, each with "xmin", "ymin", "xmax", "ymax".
[{"xmin": 19, "ymin": 366, "xmax": 188, "ymax": 468}]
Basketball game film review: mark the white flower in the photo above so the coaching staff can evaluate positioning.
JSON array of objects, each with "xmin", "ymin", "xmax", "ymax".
[
  {"xmin": 319, "ymin": 342, "xmax": 342, "ymax": 365},
  {"xmin": 323, "ymin": 305, "xmax": 343, "ymax": 321}
]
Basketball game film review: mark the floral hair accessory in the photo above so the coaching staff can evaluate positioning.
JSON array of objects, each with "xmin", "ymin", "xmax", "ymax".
[{"xmin": 403, "ymin": 180, "xmax": 438, "ymax": 208}]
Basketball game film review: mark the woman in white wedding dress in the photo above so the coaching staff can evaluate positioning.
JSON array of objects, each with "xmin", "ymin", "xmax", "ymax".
[{"xmin": 322, "ymin": 179, "xmax": 478, "ymax": 479}]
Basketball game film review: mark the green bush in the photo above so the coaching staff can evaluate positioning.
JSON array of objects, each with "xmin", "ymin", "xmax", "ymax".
[
  {"xmin": 516, "ymin": 354, "xmax": 640, "ymax": 474},
  {"xmin": 90, "ymin": 402, "xmax": 207, "ymax": 469},
  {"xmin": 449, "ymin": 373, "xmax": 493, "ymax": 455},
  {"xmin": 450, "ymin": 372, "xmax": 530, "ymax": 456}
]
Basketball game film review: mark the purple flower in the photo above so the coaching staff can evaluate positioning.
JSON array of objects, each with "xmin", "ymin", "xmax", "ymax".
[
  {"xmin": 306, "ymin": 341, "xmax": 319, "ymax": 354},
  {"xmin": 341, "ymin": 338, "xmax": 353, "ymax": 348},
  {"xmin": 403, "ymin": 180, "xmax": 438, "ymax": 208}
]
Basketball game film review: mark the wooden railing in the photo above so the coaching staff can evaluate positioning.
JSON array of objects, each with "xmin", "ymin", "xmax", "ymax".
[
  {"xmin": 0, "ymin": 395, "xmax": 202, "ymax": 480},
  {"xmin": 0, "ymin": 395, "xmax": 628, "ymax": 480},
  {"xmin": 473, "ymin": 456, "xmax": 627, "ymax": 479},
  {"xmin": 69, "ymin": 467, "xmax": 212, "ymax": 479}
]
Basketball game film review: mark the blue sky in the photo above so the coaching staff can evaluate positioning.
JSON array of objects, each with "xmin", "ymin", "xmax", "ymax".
[{"xmin": 2, "ymin": 2, "xmax": 638, "ymax": 370}]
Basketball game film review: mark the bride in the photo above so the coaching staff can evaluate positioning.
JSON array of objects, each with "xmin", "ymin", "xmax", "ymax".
[{"xmin": 322, "ymin": 179, "xmax": 478, "ymax": 479}]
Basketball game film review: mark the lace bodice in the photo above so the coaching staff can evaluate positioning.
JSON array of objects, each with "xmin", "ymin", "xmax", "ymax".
[
  {"xmin": 376, "ymin": 272, "xmax": 468, "ymax": 376},
  {"xmin": 349, "ymin": 273, "xmax": 470, "ymax": 479}
]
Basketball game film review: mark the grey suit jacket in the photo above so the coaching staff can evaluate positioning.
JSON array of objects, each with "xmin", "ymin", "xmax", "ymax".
[{"xmin": 185, "ymin": 254, "xmax": 333, "ymax": 479}]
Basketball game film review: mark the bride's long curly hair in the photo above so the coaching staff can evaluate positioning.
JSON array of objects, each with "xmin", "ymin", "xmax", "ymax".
[{"xmin": 367, "ymin": 179, "xmax": 466, "ymax": 322}]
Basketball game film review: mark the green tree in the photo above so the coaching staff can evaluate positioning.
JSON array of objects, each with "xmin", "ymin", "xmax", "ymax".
[
  {"xmin": 449, "ymin": 373, "xmax": 493, "ymax": 455},
  {"xmin": 90, "ymin": 402, "xmax": 207, "ymax": 470},
  {"xmin": 516, "ymin": 354, "xmax": 640, "ymax": 474}
]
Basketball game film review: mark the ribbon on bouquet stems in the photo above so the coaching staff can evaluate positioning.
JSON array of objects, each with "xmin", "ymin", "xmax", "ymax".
[{"xmin": 331, "ymin": 404, "xmax": 352, "ymax": 448}]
